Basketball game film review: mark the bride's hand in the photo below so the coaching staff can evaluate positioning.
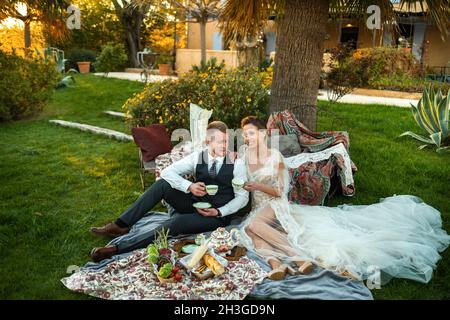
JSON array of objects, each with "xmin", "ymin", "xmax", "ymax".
[{"xmin": 243, "ymin": 182, "xmax": 261, "ymax": 192}]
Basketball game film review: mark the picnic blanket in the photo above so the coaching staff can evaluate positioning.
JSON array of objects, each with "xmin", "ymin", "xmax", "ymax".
[{"xmin": 61, "ymin": 213, "xmax": 373, "ymax": 300}]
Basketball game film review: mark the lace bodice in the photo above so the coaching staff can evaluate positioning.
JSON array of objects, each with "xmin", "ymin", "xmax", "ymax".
[{"xmin": 240, "ymin": 146, "xmax": 290, "ymax": 209}]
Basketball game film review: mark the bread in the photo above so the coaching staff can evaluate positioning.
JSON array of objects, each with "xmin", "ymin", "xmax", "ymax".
[
  {"xmin": 187, "ymin": 240, "xmax": 209, "ymax": 269},
  {"xmin": 203, "ymin": 253, "xmax": 225, "ymax": 276}
]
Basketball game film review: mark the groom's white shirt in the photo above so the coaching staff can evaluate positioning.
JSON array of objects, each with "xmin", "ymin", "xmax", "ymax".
[{"xmin": 160, "ymin": 149, "xmax": 249, "ymax": 217}]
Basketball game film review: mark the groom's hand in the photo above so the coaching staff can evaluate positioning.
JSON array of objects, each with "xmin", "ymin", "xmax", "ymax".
[
  {"xmin": 189, "ymin": 182, "xmax": 207, "ymax": 196},
  {"xmin": 196, "ymin": 208, "xmax": 219, "ymax": 217}
]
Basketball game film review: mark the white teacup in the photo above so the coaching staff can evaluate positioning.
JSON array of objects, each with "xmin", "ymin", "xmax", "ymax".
[
  {"xmin": 232, "ymin": 178, "xmax": 244, "ymax": 190},
  {"xmin": 206, "ymin": 184, "xmax": 218, "ymax": 195}
]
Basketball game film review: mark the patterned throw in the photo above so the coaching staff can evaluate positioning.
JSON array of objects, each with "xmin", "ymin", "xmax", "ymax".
[
  {"xmin": 267, "ymin": 110, "xmax": 353, "ymax": 153},
  {"xmin": 61, "ymin": 248, "xmax": 267, "ymax": 300},
  {"xmin": 267, "ymin": 110, "xmax": 357, "ymax": 205}
]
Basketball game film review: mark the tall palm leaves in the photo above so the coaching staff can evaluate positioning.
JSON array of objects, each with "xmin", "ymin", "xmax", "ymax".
[{"xmin": 219, "ymin": 0, "xmax": 450, "ymax": 130}]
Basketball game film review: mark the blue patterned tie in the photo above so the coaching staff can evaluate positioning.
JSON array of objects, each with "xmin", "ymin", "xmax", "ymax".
[{"xmin": 209, "ymin": 159, "xmax": 217, "ymax": 178}]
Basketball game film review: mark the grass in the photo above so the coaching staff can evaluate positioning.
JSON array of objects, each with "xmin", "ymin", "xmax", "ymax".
[{"xmin": 1, "ymin": 74, "xmax": 449, "ymax": 299}]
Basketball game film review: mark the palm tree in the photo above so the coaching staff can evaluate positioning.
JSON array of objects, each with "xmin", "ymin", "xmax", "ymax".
[
  {"xmin": 170, "ymin": 0, "xmax": 221, "ymax": 65},
  {"xmin": 0, "ymin": 0, "xmax": 69, "ymax": 50},
  {"xmin": 220, "ymin": 0, "xmax": 450, "ymax": 130},
  {"xmin": 137, "ymin": 0, "xmax": 220, "ymax": 65}
]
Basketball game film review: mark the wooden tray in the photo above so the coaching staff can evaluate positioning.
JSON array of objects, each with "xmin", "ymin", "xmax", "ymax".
[{"xmin": 173, "ymin": 239, "xmax": 246, "ymax": 261}]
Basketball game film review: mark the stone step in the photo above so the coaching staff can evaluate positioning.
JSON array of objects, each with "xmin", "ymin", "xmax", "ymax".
[
  {"xmin": 104, "ymin": 111, "xmax": 126, "ymax": 118},
  {"xmin": 49, "ymin": 120, "xmax": 132, "ymax": 142}
]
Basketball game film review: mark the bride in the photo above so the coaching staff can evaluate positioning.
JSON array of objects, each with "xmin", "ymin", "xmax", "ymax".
[{"xmin": 237, "ymin": 116, "xmax": 450, "ymax": 283}]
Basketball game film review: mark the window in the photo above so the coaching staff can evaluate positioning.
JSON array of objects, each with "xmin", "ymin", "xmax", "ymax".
[
  {"xmin": 397, "ymin": 23, "xmax": 414, "ymax": 48},
  {"xmin": 340, "ymin": 27, "xmax": 359, "ymax": 49}
]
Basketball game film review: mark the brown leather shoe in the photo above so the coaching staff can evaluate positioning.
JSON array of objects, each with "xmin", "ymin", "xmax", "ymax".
[
  {"xmin": 90, "ymin": 222, "xmax": 129, "ymax": 238},
  {"xmin": 90, "ymin": 245, "xmax": 118, "ymax": 262}
]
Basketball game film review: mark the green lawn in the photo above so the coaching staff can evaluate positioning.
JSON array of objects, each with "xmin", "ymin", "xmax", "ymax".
[{"xmin": 1, "ymin": 74, "xmax": 449, "ymax": 299}]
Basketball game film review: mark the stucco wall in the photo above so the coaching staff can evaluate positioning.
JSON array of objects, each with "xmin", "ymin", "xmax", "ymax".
[
  {"xmin": 423, "ymin": 26, "xmax": 450, "ymax": 66},
  {"xmin": 176, "ymin": 49, "xmax": 238, "ymax": 74},
  {"xmin": 187, "ymin": 21, "xmax": 221, "ymax": 50}
]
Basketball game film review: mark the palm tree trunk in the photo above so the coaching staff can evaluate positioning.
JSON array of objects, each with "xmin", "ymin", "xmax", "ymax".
[
  {"xmin": 199, "ymin": 20, "xmax": 207, "ymax": 65},
  {"xmin": 269, "ymin": 0, "xmax": 329, "ymax": 131},
  {"xmin": 24, "ymin": 20, "xmax": 31, "ymax": 49}
]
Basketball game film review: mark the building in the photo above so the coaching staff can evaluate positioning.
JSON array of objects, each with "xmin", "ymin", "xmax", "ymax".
[{"xmin": 178, "ymin": 2, "xmax": 449, "ymax": 74}]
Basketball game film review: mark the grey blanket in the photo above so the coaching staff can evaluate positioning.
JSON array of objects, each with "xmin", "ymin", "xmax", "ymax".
[{"xmin": 81, "ymin": 212, "xmax": 373, "ymax": 300}]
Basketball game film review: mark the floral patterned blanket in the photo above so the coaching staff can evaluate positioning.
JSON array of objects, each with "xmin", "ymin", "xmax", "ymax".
[
  {"xmin": 61, "ymin": 246, "xmax": 267, "ymax": 300},
  {"xmin": 61, "ymin": 214, "xmax": 373, "ymax": 300}
]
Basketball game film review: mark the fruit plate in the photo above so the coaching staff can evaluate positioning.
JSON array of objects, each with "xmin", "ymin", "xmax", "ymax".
[{"xmin": 192, "ymin": 202, "xmax": 212, "ymax": 209}]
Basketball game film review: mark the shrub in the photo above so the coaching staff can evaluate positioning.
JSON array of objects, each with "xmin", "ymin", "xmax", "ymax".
[
  {"xmin": 325, "ymin": 43, "xmax": 362, "ymax": 101},
  {"xmin": 258, "ymin": 57, "xmax": 273, "ymax": 71},
  {"xmin": 0, "ymin": 49, "xmax": 59, "ymax": 121},
  {"xmin": 156, "ymin": 54, "xmax": 173, "ymax": 66},
  {"xmin": 324, "ymin": 46, "xmax": 435, "ymax": 93},
  {"xmin": 94, "ymin": 44, "xmax": 128, "ymax": 74},
  {"xmin": 369, "ymin": 75, "xmax": 450, "ymax": 93},
  {"xmin": 349, "ymin": 47, "xmax": 421, "ymax": 85},
  {"xmin": 123, "ymin": 59, "xmax": 270, "ymax": 132},
  {"xmin": 191, "ymin": 56, "xmax": 225, "ymax": 73},
  {"xmin": 67, "ymin": 48, "xmax": 97, "ymax": 72}
]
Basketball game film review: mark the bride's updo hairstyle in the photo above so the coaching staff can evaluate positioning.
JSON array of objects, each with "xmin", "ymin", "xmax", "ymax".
[
  {"xmin": 240, "ymin": 116, "xmax": 268, "ymax": 152},
  {"xmin": 240, "ymin": 116, "xmax": 266, "ymax": 130}
]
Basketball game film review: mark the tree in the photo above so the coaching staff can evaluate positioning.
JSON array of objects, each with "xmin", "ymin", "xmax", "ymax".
[
  {"xmin": 0, "ymin": 0, "xmax": 69, "ymax": 51},
  {"xmin": 111, "ymin": 0, "xmax": 153, "ymax": 67},
  {"xmin": 169, "ymin": 0, "xmax": 221, "ymax": 65},
  {"xmin": 53, "ymin": 0, "xmax": 124, "ymax": 53},
  {"xmin": 220, "ymin": 0, "xmax": 450, "ymax": 130}
]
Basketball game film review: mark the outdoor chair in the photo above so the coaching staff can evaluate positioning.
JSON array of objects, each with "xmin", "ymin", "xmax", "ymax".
[
  {"xmin": 44, "ymin": 47, "xmax": 67, "ymax": 73},
  {"xmin": 138, "ymin": 148, "xmax": 156, "ymax": 190}
]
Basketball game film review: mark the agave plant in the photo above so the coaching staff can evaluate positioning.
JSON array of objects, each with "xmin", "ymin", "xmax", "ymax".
[{"xmin": 399, "ymin": 87, "xmax": 450, "ymax": 153}]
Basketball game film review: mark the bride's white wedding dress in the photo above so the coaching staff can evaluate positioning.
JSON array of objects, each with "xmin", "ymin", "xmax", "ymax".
[{"xmin": 238, "ymin": 146, "xmax": 450, "ymax": 284}]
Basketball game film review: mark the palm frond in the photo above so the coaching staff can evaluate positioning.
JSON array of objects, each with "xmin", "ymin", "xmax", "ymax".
[{"xmin": 218, "ymin": 0, "xmax": 284, "ymax": 42}]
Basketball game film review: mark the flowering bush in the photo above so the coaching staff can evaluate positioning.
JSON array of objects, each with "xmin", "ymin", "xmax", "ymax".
[
  {"xmin": 350, "ymin": 47, "xmax": 421, "ymax": 86},
  {"xmin": 123, "ymin": 60, "xmax": 271, "ymax": 132}
]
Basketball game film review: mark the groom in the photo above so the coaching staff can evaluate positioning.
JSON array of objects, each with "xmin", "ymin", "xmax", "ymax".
[{"xmin": 89, "ymin": 121, "xmax": 250, "ymax": 262}]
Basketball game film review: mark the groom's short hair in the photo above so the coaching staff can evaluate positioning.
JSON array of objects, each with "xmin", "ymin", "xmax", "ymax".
[{"xmin": 207, "ymin": 121, "xmax": 228, "ymax": 134}]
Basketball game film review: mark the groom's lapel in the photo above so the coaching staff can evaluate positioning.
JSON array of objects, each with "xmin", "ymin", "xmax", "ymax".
[{"xmin": 199, "ymin": 149, "xmax": 208, "ymax": 166}]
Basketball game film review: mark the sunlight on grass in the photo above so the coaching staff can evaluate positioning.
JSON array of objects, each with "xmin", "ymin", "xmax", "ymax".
[{"xmin": 1, "ymin": 75, "xmax": 449, "ymax": 299}]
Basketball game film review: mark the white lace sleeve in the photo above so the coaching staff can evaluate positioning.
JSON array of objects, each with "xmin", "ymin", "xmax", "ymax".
[{"xmin": 270, "ymin": 148, "xmax": 291, "ymax": 198}]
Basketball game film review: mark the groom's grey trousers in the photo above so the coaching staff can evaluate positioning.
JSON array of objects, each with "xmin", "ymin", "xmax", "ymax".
[{"xmin": 114, "ymin": 179, "xmax": 240, "ymax": 254}]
